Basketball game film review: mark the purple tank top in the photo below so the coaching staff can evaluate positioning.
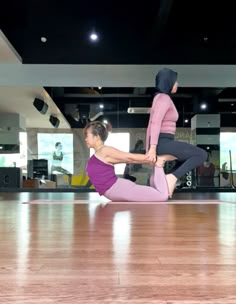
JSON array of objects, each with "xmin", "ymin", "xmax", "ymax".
[{"xmin": 86, "ymin": 155, "xmax": 118, "ymax": 195}]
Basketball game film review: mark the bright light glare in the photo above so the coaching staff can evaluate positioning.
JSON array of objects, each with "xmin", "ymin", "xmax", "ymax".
[{"xmin": 90, "ymin": 33, "xmax": 98, "ymax": 41}]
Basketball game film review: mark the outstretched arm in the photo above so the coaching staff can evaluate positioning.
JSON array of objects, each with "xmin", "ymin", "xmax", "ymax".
[
  {"xmin": 101, "ymin": 146, "xmax": 151, "ymax": 165},
  {"xmin": 98, "ymin": 146, "xmax": 176, "ymax": 167}
]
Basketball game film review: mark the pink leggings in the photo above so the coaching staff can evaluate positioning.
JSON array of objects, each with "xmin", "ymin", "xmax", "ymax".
[{"xmin": 104, "ymin": 166, "xmax": 168, "ymax": 202}]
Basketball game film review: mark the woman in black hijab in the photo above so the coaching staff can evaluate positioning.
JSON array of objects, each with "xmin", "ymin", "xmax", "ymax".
[{"xmin": 146, "ymin": 68, "xmax": 207, "ymax": 197}]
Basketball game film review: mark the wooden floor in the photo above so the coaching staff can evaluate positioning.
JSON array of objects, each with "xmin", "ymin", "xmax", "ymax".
[{"xmin": 0, "ymin": 191, "xmax": 236, "ymax": 304}]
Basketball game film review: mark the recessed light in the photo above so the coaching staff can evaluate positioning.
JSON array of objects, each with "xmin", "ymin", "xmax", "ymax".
[
  {"xmin": 41, "ymin": 37, "xmax": 47, "ymax": 43},
  {"xmin": 89, "ymin": 32, "xmax": 99, "ymax": 42}
]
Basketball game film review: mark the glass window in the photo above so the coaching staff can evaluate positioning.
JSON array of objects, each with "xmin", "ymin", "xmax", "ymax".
[
  {"xmin": 0, "ymin": 132, "xmax": 27, "ymax": 174},
  {"xmin": 90, "ymin": 133, "xmax": 130, "ymax": 174}
]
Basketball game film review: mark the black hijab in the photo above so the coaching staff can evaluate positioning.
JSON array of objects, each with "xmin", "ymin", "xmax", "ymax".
[{"xmin": 155, "ymin": 68, "xmax": 178, "ymax": 95}]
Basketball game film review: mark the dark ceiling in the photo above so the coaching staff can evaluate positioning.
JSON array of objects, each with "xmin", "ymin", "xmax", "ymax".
[
  {"xmin": 1, "ymin": 0, "xmax": 236, "ymax": 64},
  {"xmin": 1, "ymin": 0, "xmax": 236, "ymax": 128}
]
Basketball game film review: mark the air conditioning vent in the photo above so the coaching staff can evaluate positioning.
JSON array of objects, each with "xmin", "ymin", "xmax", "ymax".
[{"xmin": 127, "ymin": 107, "xmax": 150, "ymax": 114}]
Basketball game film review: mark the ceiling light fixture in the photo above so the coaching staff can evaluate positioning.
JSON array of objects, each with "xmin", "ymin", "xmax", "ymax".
[
  {"xmin": 89, "ymin": 32, "xmax": 99, "ymax": 42},
  {"xmin": 127, "ymin": 107, "xmax": 150, "ymax": 114},
  {"xmin": 200, "ymin": 103, "xmax": 207, "ymax": 110},
  {"xmin": 41, "ymin": 37, "xmax": 47, "ymax": 43}
]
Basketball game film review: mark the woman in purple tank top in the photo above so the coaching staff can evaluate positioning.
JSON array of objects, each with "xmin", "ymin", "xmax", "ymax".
[{"xmin": 84, "ymin": 121, "xmax": 176, "ymax": 202}]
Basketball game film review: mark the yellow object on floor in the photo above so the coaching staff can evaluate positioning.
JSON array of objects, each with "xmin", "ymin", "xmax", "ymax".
[{"xmin": 71, "ymin": 175, "xmax": 94, "ymax": 188}]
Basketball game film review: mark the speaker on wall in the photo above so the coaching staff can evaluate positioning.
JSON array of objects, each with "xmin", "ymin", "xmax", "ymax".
[
  {"xmin": 33, "ymin": 98, "xmax": 48, "ymax": 115},
  {"xmin": 49, "ymin": 115, "xmax": 60, "ymax": 128},
  {"xmin": 0, "ymin": 167, "xmax": 22, "ymax": 188}
]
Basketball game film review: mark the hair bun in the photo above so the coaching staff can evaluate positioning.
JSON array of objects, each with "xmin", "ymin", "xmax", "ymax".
[{"xmin": 103, "ymin": 122, "xmax": 112, "ymax": 132}]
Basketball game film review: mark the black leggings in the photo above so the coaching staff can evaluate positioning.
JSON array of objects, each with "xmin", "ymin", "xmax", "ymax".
[{"xmin": 157, "ymin": 133, "xmax": 208, "ymax": 178}]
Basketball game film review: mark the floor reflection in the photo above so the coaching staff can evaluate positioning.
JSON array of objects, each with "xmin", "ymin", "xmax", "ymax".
[{"xmin": 112, "ymin": 211, "xmax": 131, "ymax": 269}]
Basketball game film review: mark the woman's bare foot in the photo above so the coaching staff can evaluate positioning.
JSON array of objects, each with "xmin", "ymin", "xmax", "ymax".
[
  {"xmin": 156, "ymin": 154, "xmax": 177, "ymax": 167},
  {"xmin": 155, "ymin": 155, "xmax": 166, "ymax": 167},
  {"xmin": 165, "ymin": 174, "xmax": 177, "ymax": 198}
]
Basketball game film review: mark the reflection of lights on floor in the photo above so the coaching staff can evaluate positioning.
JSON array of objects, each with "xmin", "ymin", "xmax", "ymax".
[
  {"xmin": 88, "ymin": 202, "xmax": 100, "ymax": 226},
  {"xmin": 88, "ymin": 192, "xmax": 109, "ymax": 203},
  {"xmin": 113, "ymin": 212, "xmax": 131, "ymax": 239},
  {"xmin": 112, "ymin": 212, "xmax": 131, "ymax": 269},
  {"xmin": 218, "ymin": 204, "xmax": 236, "ymax": 247},
  {"xmin": 16, "ymin": 204, "xmax": 30, "ymax": 283},
  {"xmin": 20, "ymin": 192, "xmax": 31, "ymax": 202}
]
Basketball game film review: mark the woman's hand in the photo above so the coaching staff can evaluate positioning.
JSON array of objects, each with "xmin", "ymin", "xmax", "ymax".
[{"xmin": 146, "ymin": 146, "xmax": 157, "ymax": 163}]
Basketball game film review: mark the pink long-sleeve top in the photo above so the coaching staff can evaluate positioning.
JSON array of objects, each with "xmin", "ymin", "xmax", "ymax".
[{"xmin": 146, "ymin": 93, "xmax": 179, "ymax": 151}]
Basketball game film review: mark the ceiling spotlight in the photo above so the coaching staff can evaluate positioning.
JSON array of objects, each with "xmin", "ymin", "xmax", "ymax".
[
  {"xmin": 200, "ymin": 103, "xmax": 207, "ymax": 110},
  {"xmin": 41, "ymin": 36, "xmax": 47, "ymax": 43},
  {"xmin": 89, "ymin": 32, "xmax": 99, "ymax": 42},
  {"xmin": 98, "ymin": 86, "xmax": 102, "ymax": 90},
  {"xmin": 99, "ymin": 104, "xmax": 104, "ymax": 109},
  {"xmin": 184, "ymin": 119, "xmax": 189, "ymax": 123}
]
